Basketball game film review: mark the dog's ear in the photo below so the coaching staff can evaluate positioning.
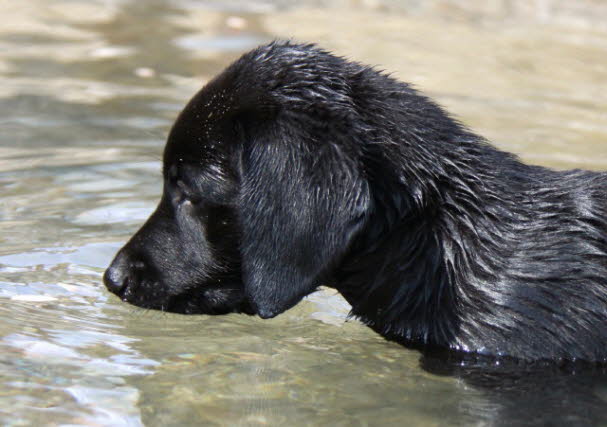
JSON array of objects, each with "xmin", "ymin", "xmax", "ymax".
[{"xmin": 236, "ymin": 117, "xmax": 370, "ymax": 318}]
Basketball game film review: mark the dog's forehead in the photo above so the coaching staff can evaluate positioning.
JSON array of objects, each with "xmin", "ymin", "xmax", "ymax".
[{"xmin": 163, "ymin": 81, "xmax": 237, "ymax": 171}]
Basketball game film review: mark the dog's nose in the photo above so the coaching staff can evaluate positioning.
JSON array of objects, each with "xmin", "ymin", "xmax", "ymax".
[{"xmin": 103, "ymin": 251, "xmax": 129, "ymax": 295}]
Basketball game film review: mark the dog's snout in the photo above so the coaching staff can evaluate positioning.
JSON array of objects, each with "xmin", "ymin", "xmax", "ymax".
[{"xmin": 103, "ymin": 251, "xmax": 131, "ymax": 295}]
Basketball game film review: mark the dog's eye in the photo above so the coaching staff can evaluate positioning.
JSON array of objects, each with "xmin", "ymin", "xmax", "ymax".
[
  {"xmin": 173, "ymin": 179, "xmax": 197, "ymax": 203},
  {"xmin": 175, "ymin": 179, "xmax": 200, "ymax": 204}
]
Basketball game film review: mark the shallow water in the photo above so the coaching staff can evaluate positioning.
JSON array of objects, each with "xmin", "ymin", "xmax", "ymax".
[{"xmin": 1, "ymin": 1, "xmax": 606, "ymax": 426}]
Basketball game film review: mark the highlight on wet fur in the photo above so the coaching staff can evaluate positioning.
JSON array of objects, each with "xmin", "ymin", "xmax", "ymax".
[{"xmin": 104, "ymin": 41, "xmax": 607, "ymax": 362}]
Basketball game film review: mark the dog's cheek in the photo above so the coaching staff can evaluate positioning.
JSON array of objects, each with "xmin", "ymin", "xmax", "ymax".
[
  {"xmin": 175, "ymin": 201, "xmax": 209, "ymax": 242},
  {"xmin": 166, "ymin": 201, "xmax": 216, "ymax": 278}
]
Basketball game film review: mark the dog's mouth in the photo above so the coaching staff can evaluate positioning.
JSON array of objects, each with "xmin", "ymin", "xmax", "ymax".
[
  {"xmin": 168, "ymin": 285, "xmax": 254, "ymax": 315},
  {"xmin": 108, "ymin": 275, "xmax": 253, "ymax": 315}
]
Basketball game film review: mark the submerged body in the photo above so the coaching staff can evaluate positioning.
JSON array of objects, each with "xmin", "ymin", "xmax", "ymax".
[{"xmin": 104, "ymin": 42, "xmax": 607, "ymax": 362}]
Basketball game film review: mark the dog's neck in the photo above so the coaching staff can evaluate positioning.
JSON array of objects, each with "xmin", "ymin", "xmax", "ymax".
[
  {"xmin": 333, "ymin": 136, "xmax": 523, "ymax": 354},
  {"xmin": 335, "ymin": 213, "xmax": 461, "ymax": 346}
]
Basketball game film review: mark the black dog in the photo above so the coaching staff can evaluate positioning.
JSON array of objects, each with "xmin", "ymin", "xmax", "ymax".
[{"xmin": 104, "ymin": 41, "xmax": 607, "ymax": 362}]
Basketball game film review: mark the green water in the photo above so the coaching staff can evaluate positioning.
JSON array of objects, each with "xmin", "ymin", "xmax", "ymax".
[{"xmin": 1, "ymin": 1, "xmax": 606, "ymax": 425}]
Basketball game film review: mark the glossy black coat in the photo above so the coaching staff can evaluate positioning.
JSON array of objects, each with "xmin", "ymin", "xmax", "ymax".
[{"xmin": 105, "ymin": 41, "xmax": 607, "ymax": 362}]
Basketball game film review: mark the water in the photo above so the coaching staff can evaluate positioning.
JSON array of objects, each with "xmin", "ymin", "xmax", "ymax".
[{"xmin": 1, "ymin": 0, "xmax": 606, "ymax": 425}]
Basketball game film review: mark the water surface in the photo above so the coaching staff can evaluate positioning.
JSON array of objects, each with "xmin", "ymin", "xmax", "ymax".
[{"xmin": 1, "ymin": 1, "xmax": 606, "ymax": 425}]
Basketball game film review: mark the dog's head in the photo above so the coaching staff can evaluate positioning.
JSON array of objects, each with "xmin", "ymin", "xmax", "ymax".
[{"xmin": 104, "ymin": 42, "xmax": 372, "ymax": 317}]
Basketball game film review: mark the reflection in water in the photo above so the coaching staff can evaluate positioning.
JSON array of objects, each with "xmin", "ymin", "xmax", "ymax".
[
  {"xmin": 0, "ymin": 0, "xmax": 606, "ymax": 425},
  {"xmin": 422, "ymin": 353, "xmax": 607, "ymax": 426}
]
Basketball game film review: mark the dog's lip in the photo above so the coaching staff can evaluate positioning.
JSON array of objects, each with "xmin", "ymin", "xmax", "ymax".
[
  {"xmin": 166, "ymin": 286, "xmax": 253, "ymax": 315},
  {"xmin": 118, "ymin": 279, "xmax": 252, "ymax": 315},
  {"xmin": 256, "ymin": 307, "xmax": 279, "ymax": 319},
  {"xmin": 115, "ymin": 275, "xmax": 140, "ymax": 301},
  {"xmin": 119, "ymin": 285, "xmax": 133, "ymax": 301}
]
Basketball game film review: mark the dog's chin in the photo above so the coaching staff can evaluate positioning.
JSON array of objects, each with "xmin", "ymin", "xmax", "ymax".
[
  {"xmin": 116, "ymin": 283, "xmax": 254, "ymax": 315},
  {"xmin": 168, "ymin": 289, "xmax": 255, "ymax": 315}
]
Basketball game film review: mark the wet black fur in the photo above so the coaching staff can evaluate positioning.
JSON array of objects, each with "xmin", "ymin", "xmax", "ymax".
[{"xmin": 105, "ymin": 41, "xmax": 607, "ymax": 362}]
